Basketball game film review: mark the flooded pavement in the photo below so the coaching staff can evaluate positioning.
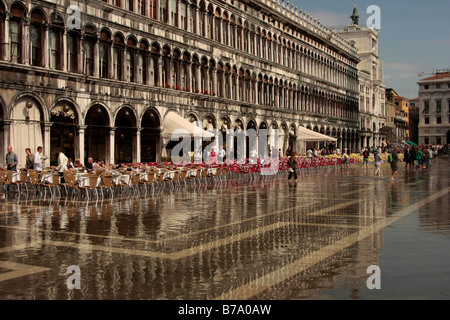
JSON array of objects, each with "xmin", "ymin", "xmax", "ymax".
[{"xmin": 0, "ymin": 159, "xmax": 449, "ymax": 300}]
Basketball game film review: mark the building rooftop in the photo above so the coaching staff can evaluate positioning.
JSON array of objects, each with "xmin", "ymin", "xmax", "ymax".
[{"xmin": 420, "ymin": 72, "xmax": 450, "ymax": 81}]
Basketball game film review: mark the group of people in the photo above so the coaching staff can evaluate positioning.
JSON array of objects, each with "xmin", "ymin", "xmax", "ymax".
[
  {"xmin": 3, "ymin": 145, "xmax": 112, "ymax": 184},
  {"xmin": 4, "ymin": 145, "xmax": 47, "ymax": 173}
]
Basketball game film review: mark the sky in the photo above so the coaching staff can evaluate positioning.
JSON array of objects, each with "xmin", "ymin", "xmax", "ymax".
[{"xmin": 290, "ymin": 0, "xmax": 450, "ymax": 98}]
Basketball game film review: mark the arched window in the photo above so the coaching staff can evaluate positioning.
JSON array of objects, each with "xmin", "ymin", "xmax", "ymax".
[
  {"xmin": 67, "ymin": 30, "xmax": 79, "ymax": 73},
  {"xmin": 231, "ymin": 66, "xmax": 237, "ymax": 100},
  {"xmin": 208, "ymin": 60, "xmax": 215, "ymax": 95},
  {"xmin": 151, "ymin": 43, "xmax": 160, "ymax": 86},
  {"xmin": 113, "ymin": 34, "xmax": 124, "ymax": 80},
  {"xmin": 170, "ymin": 0, "xmax": 178, "ymax": 27},
  {"xmin": 0, "ymin": 2, "xmax": 4, "ymax": 59},
  {"xmin": 215, "ymin": 9, "xmax": 221, "ymax": 42},
  {"xmin": 83, "ymin": 26, "xmax": 97, "ymax": 76},
  {"xmin": 126, "ymin": 37, "xmax": 137, "ymax": 82},
  {"xmin": 249, "ymin": 25, "xmax": 255, "ymax": 55},
  {"xmin": 160, "ymin": 0, "xmax": 169, "ymax": 23},
  {"xmin": 244, "ymin": 71, "xmax": 250, "ymax": 102},
  {"xmin": 236, "ymin": 20, "xmax": 242, "ymax": 50},
  {"xmin": 222, "ymin": 13, "xmax": 228, "ymax": 46},
  {"xmin": 251, "ymin": 74, "xmax": 256, "ymax": 103},
  {"xmin": 261, "ymin": 31, "xmax": 266, "ymax": 59},
  {"xmin": 207, "ymin": 5, "xmax": 213, "ymax": 40},
  {"xmin": 192, "ymin": 55, "xmax": 199, "ymax": 93},
  {"xmin": 149, "ymin": 0, "xmax": 156, "ymax": 19},
  {"xmin": 125, "ymin": 0, "xmax": 133, "ymax": 11},
  {"xmin": 99, "ymin": 30, "xmax": 111, "ymax": 78},
  {"xmin": 189, "ymin": 3, "xmax": 196, "ymax": 33},
  {"xmin": 229, "ymin": 16, "xmax": 235, "ymax": 48},
  {"xmin": 180, "ymin": 1, "xmax": 187, "ymax": 30},
  {"xmin": 200, "ymin": 57, "xmax": 207, "ymax": 93},
  {"xmin": 198, "ymin": 2, "xmax": 206, "ymax": 37},
  {"xmin": 30, "ymin": 9, "xmax": 46, "ymax": 67},
  {"xmin": 138, "ymin": 0, "xmax": 146, "ymax": 15},
  {"xmin": 162, "ymin": 46, "xmax": 171, "ymax": 88},
  {"xmin": 217, "ymin": 63, "xmax": 224, "ymax": 97},
  {"xmin": 137, "ymin": 41, "xmax": 149, "ymax": 84},
  {"xmin": 238, "ymin": 68, "xmax": 244, "ymax": 101},
  {"xmin": 181, "ymin": 52, "xmax": 190, "ymax": 91},
  {"xmin": 49, "ymin": 13, "xmax": 64, "ymax": 70},
  {"xmin": 255, "ymin": 29, "xmax": 260, "ymax": 57},
  {"xmin": 243, "ymin": 23, "xmax": 248, "ymax": 52},
  {"xmin": 172, "ymin": 49, "xmax": 181, "ymax": 89},
  {"xmin": 257, "ymin": 75, "xmax": 262, "ymax": 105},
  {"xmin": 224, "ymin": 64, "xmax": 230, "ymax": 99},
  {"xmin": 9, "ymin": 3, "xmax": 25, "ymax": 63}
]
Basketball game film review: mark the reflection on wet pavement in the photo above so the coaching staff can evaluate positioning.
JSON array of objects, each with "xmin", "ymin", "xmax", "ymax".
[{"xmin": 0, "ymin": 160, "xmax": 449, "ymax": 300}]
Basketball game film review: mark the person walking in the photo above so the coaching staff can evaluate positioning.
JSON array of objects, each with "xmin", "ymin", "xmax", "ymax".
[
  {"xmin": 25, "ymin": 148, "xmax": 34, "ymax": 170},
  {"xmin": 33, "ymin": 146, "xmax": 46, "ymax": 173},
  {"xmin": 415, "ymin": 147, "xmax": 423, "ymax": 169},
  {"xmin": 287, "ymin": 152, "xmax": 297, "ymax": 182},
  {"xmin": 389, "ymin": 147, "xmax": 399, "ymax": 181},
  {"xmin": 373, "ymin": 149, "xmax": 382, "ymax": 178},
  {"xmin": 362, "ymin": 147, "xmax": 370, "ymax": 168},
  {"xmin": 56, "ymin": 148, "xmax": 68, "ymax": 183},
  {"xmin": 6, "ymin": 146, "xmax": 18, "ymax": 172}
]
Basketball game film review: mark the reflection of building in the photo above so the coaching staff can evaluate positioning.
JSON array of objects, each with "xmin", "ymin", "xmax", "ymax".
[
  {"xmin": 408, "ymin": 97, "xmax": 420, "ymax": 144},
  {"xmin": 417, "ymin": 71, "xmax": 450, "ymax": 145},
  {"xmin": 334, "ymin": 6, "xmax": 387, "ymax": 149},
  {"xmin": 0, "ymin": 0, "xmax": 361, "ymax": 166},
  {"xmin": 386, "ymin": 88, "xmax": 409, "ymax": 143}
]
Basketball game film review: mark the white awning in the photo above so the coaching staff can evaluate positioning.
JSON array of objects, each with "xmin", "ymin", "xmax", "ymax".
[
  {"xmin": 162, "ymin": 112, "xmax": 215, "ymax": 139},
  {"xmin": 297, "ymin": 126, "xmax": 337, "ymax": 142}
]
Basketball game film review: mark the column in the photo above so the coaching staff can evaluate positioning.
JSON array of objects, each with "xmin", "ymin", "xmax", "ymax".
[
  {"xmin": 78, "ymin": 34, "xmax": 84, "ymax": 74},
  {"xmin": 3, "ymin": 14, "xmax": 10, "ymax": 61},
  {"xmin": 94, "ymin": 35, "xmax": 100, "ymax": 77},
  {"xmin": 43, "ymin": 23, "xmax": 49, "ymax": 68},
  {"xmin": 24, "ymin": 17, "xmax": 30, "ymax": 65},
  {"xmin": 62, "ymin": 28, "xmax": 67, "ymax": 72},
  {"xmin": 109, "ymin": 127, "xmax": 116, "ymax": 165},
  {"xmin": 135, "ymin": 128, "xmax": 141, "ymax": 163},
  {"xmin": 2, "ymin": 121, "xmax": 12, "ymax": 165},
  {"xmin": 44, "ymin": 123, "xmax": 52, "ymax": 165},
  {"xmin": 78, "ymin": 125, "xmax": 86, "ymax": 164}
]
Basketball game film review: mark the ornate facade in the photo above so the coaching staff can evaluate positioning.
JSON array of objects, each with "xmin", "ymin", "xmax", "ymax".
[
  {"xmin": 417, "ymin": 71, "xmax": 450, "ymax": 145},
  {"xmin": 335, "ymin": 17, "xmax": 387, "ymax": 150},
  {"xmin": 0, "ymin": 0, "xmax": 360, "ymax": 166}
]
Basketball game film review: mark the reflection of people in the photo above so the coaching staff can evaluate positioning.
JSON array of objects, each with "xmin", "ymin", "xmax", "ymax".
[
  {"xmin": 343, "ymin": 151, "xmax": 350, "ymax": 167},
  {"xmin": 250, "ymin": 147, "xmax": 257, "ymax": 164},
  {"xmin": 194, "ymin": 149, "xmax": 202, "ymax": 162},
  {"xmin": 210, "ymin": 148, "xmax": 216, "ymax": 163},
  {"xmin": 218, "ymin": 146, "xmax": 226, "ymax": 163}
]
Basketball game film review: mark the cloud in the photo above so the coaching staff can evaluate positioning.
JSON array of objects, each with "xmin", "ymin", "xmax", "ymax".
[
  {"xmin": 383, "ymin": 62, "xmax": 421, "ymax": 79},
  {"xmin": 305, "ymin": 11, "xmax": 350, "ymax": 28},
  {"xmin": 432, "ymin": 39, "xmax": 450, "ymax": 46}
]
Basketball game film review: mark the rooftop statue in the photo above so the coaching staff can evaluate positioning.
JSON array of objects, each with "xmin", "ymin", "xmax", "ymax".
[{"xmin": 351, "ymin": 4, "xmax": 359, "ymax": 25}]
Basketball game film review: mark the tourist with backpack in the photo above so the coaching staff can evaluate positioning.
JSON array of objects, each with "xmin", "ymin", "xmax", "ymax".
[{"xmin": 389, "ymin": 147, "xmax": 399, "ymax": 181}]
